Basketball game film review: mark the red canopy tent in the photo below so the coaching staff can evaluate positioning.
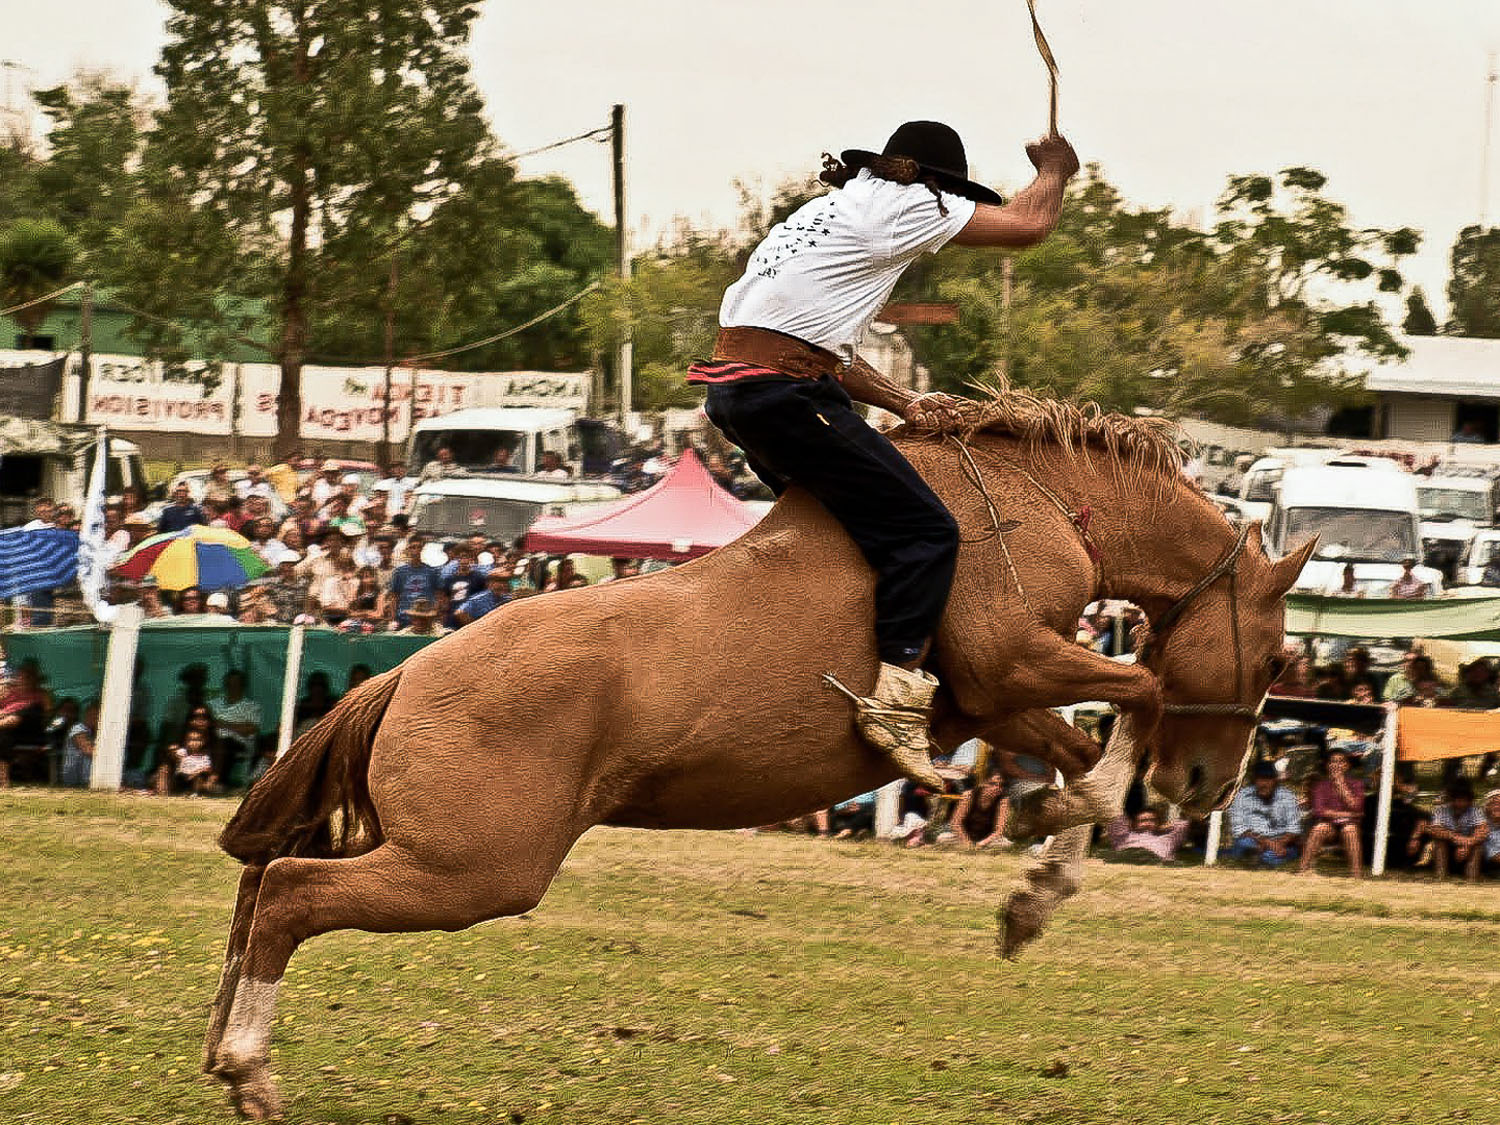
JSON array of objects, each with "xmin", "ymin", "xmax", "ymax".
[{"xmin": 523, "ymin": 448, "xmax": 765, "ymax": 561}]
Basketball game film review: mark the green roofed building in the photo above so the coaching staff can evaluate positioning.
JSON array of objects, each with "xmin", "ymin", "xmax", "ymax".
[{"xmin": 0, "ymin": 287, "xmax": 272, "ymax": 363}]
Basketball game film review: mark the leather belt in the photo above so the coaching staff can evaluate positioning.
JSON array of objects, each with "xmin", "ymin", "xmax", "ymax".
[{"xmin": 712, "ymin": 326, "xmax": 844, "ymax": 381}]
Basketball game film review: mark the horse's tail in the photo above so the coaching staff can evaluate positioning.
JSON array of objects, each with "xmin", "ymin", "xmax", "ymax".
[{"xmin": 218, "ymin": 667, "xmax": 402, "ymax": 865}]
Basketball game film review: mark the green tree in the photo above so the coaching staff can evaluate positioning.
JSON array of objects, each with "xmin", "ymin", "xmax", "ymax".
[
  {"xmin": 31, "ymin": 75, "xmax": 144, "ymax": 275},
  {"xmin": 1446, "ymin": 225, "xmax": 1500, "ymax": 337},
  {"xmin": 1403, "ymin": 286, "xmax": 1438, "ymax": 336},
  {"xmin": 0, "ymin": 219, "xmax": 75, "ymax": 346},
  {"xmin": 118, "ymin": 0, "xmax": 499, "ymax": 457}
]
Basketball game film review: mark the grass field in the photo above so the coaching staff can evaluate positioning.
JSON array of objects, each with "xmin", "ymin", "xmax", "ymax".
[{"xmin": 3, "ymin": 788, "xmax": 1498, "ymax": 1125}]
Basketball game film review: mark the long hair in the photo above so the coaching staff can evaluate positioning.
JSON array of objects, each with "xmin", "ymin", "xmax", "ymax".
[{"xmin": 819, "ymin": 152, "xmax": 949, "ymax": 216}]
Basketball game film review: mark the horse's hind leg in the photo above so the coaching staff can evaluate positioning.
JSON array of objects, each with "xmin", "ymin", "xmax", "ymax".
[
  {"xmin": 203, "ymin": 864, "xmax": 265, "ymax": 1071},
  {"xmin": 210, "ymin": 839, "xmax": 569, "ymax": 1120}
]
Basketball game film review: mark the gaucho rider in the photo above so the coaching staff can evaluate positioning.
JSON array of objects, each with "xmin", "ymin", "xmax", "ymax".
[{"xmin": 689, "ymin": 120, "xmax": 1079, "ymax": 786}]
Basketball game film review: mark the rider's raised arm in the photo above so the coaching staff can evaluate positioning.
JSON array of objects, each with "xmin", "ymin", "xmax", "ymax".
[{"xmin": 951, "ymin": 134, "xmax": 1079, "ymax": 248}]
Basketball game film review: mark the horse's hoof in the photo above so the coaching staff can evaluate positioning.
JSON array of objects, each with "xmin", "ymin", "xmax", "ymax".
[
  {"xmin": 214, "ymin": 1060, "xmax": 283, "ymax": 1120},
  {"xmin": 998, "ymin": 891, "xmax": 1046, "ymax": 960}
]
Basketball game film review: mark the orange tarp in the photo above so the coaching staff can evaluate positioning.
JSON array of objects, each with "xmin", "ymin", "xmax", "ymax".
[{"xmin": 1397, "ymin": 707, "xmax": 1500, "ymax": 762}]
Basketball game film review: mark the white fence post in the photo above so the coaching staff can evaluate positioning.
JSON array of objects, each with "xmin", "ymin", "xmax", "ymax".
[
  {"xmin": 275, "ymin": 623, "xmax": 305, "ymax": 759},
  {"xmin": 90, "ymin": 604, "xmax": 143, "ymax": 790},
  {"xmin": 1371, "ymin": 705, "xmax": 1399, "ymax": 877},
  {"xmin": 1204, "ymin": 810, "xmax": 1224, "ymax": 866},
  {"xmin": 874, "ymin": 779, "xmax": 903, "ymax": 839}
]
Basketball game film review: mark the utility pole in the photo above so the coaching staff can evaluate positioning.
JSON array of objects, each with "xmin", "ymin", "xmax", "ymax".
[
  {"xmin": 76, "ymin": 281, "xmax": 93, "ymax": 423},
  {"xmin": 612, "ymin": 103, "xmax": 632, "ymax": 427},
  {"xmin": 1483, "ymin": 52, "xmax": 1497, "ymax": 227},
  {"xmin": 381, "ymin": 254, "xmax": 398, "ymax": 473}
]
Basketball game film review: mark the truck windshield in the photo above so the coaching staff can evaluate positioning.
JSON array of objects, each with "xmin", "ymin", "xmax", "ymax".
[
  {"xmin": 1417, "ymin": 487, "xmax": 1491, "ymax": 523},
  {"xmin": 411, "ymin": 430, "xmax": 526, "ymax": 473},
  {"xmin": 408, "ymin": 494, "xmax": 542, "ymax": 542},
  {"xmin": 1288, "ymin": 507, "xmax": 1418, "ymax": 563}
]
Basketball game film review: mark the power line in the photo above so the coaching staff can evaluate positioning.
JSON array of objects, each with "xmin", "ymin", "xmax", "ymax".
[
  {"xmin": 399, "ymin": 280, "xmax": 601, "ymax": 364},
  {"xmin": 0, "ymin": 280, "xmax": 84, "ymax": 319},
  {"xmin": 507, "ymin": 125, "xmax": 611, "ymax": 161}
]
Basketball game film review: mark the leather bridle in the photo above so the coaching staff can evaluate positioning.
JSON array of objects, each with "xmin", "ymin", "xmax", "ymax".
[{"xmin": 1136, "ymin": 523, "xmax": 1262, "ymax": 722}]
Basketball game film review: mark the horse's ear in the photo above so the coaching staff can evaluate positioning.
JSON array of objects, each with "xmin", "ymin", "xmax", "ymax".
[
  {"xmin": 1244, "ymin": 520, "xmax": 1265, "ymax": 554},
  {"xmin": 1268, "ymin": 536, "xmax": 1318, "ymax": 594}
]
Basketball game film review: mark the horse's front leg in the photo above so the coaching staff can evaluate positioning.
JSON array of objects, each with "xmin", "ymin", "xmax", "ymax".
[{"xmin": 1004, "ymin": 710, "xmax": 1148, "ymax": 839}]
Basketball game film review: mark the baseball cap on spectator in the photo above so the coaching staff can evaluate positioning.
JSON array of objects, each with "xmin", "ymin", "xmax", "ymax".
[
  {"xmin": 329, "ymin": 516, "xmax": 365, "ymax": 538},
  {"xmin": 206, "ymin": 592, "xmax": 230, "ymax": 611},
  {"xmin": 322, "ymin": 459, "xmax": 340, "ymax": 472},
  {"xmin": 274, "ymin": 549, "xmax": 302, "ymax": 567},
  {"xmin": 341, "ymin": 473, "xmax": 361, "ymax": 486}
]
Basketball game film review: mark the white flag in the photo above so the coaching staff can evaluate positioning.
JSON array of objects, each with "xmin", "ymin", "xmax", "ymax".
[{"xmin": 77, "ymin": 428, "xmax": 113, "ymax": 621}]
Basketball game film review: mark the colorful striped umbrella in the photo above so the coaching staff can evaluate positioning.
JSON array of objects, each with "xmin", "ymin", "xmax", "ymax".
[{"xmin": 114, "ymin": 525, "xmax": 269, "ymax": 591}]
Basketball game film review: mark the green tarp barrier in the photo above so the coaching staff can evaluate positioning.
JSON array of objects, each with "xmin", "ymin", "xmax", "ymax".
[
  {"xmin": 1285, "ymin": 592, "xmax": 1500, "ymax": 640},
  {"xmin": 1, "ymin": 623, "xmax": 439, "ymax": 743}
]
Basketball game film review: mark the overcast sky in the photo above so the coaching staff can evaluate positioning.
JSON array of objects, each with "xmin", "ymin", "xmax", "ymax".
[{"xmin": 6, "ymin": 0, "xmax": 1500, "ymax": 315}]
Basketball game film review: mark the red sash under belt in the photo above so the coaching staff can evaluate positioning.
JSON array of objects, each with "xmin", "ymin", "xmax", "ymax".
[{"xmin": 686, "ymin": 326, "xmax": 844, "ymax": 385}]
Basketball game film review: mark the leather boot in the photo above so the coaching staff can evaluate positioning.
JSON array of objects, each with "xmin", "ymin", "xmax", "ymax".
[{"xmin": 853, "ymin": 663, "xmax": 944, "ymax": 789}]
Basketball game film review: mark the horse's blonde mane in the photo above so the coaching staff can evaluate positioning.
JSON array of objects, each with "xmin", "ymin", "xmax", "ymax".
[{"xmin": 895, "ymin": 379, "xmax": 1187, "ymax": 491}]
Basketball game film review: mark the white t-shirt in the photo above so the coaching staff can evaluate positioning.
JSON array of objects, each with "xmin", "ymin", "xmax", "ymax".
[{"xmin": 719, "ymin": 169, "xmax": 976, "ymax": 362}]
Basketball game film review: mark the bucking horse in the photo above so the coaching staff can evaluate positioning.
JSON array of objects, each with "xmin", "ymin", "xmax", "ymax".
[{"xmin": 204, "ymin": 386, "xmax": 1313, "ymax": 1117}]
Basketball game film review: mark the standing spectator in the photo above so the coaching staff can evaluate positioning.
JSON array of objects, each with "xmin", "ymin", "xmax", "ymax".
[
  {"xmin": 215, "ymin": 670, "xmax": 262, "ymax": 785},
  {"xmin": 203, "ymin": 462, "xmax": 236, "ymax": 507},
  {"xmin": 1299, "ymin": 749, "xmax": 1366, "ymax": 877},
  {"xmin": 102, "ymin": 506, "xmax": 131, "ymax": 562},
  {"xmin": 237, "ymin": 585, "xmax": 276, "ymax": 624},
  {"xmin": 1227, "ymin": 762, "xmax": 1303, "ymax": 868},
  {"xmin": 158, "ymin": 483, "xmax": 207, "ymax": 534},
  {"xmin": 268, "ymin": 554, "xmax": 310, "ymax": 624},
  {"xmin": 375, "ymin": 461, "xmax": 411, "ymax": 514},
  {"xmin": 312, "ymin": 551, "xmax": 359, "ymax": 626},
  {"xmin": 419, "ymin": 446, "xmax": 459, "ymax": 483},
  {"xmin": 1103, "ymin": 807, "xmax": 1192, "ymax": 863},
  {"xmin": 348, "ymin": 566, "xmax": 386, "ymax": 629},
  {"xmin": 310, "ymin": 460, "xmax": 344, "ymax": 507},
  {"xmin": 440, "ymin": 545, "xmax": 483, "ymax": 625},
  {"xmin": 389, "ymin": 539, "xmax": 441, "ymax": 627},
  {"xmin": 456, "ymin": 567, "xmax": 513, "ymax": 626},
  {"xmin": 61, "ymin": 701, "xmax": 100, "ymax": 788},
  {"xmin": 1413, "ymin": 778, "xmax": 1489, "ymax": 881},
  {"xmin": 135, "ymin": 577, "xmax": 172, "ymax": 619},
  {"xmin": 21, "ymin": 497, "xmax": 55, "ymax": 529},
  {"xmin": 1325, "ymin": 562, "xmax": 1362, "ymax": 597},
  {"xmin": 951, "ymin": 769, "xmax": 1011, "ymax": 849},
  {"xmin": 1388, "ymin": 557, "xmax": 1431, "ymax": 600},
  {"xmin": 235, "ymin": 463, "xmax": 274, "ymax": 502}
]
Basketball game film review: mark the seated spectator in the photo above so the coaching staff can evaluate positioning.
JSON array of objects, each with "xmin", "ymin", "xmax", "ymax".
[
  {"xmin": 0, "ymin": 660, "xmax": 49, "ymax": 788},
  {"xmin": 829, "ymin": 790, "xmax": 877, "ymax": 838},
  {"xmin": 176, "ymin": 586, "xmax": 207, "ymax": 615},
  {"xmin": 1388, "ymin": 556, "xmax": 1432, "ymax": 600},
  {"xmin": 237, "ymin": 584, "xmax": 276, "ymax": 624},
  {"xmin": 1227, "ymin": 761, "xmax": 1302, "ymax": 867},
  {"xmin": 1413, "ymin": 778, "xmax": 1489, "ymax": 881},
  {"xmin": 46, "ymin": 697, "xmax": 80, "ymax": 782},
  {"xmin": 246, "ymin": 737, "xmax": 278, "ymax": 786},
  {"xmin": 1342, "ymin": 647, "xmax": 1381, "ymax": 699},
  {"xmin": 1103, "ymin": 807, "xmax": 1191, "ymax": 863},
  {"xmin": 456, "ymin": 567, "xmax": 512, "ymax": 626},
  {"xmin": 268, "ymin": 554, "xmax": 310, "ymax": 623},
  {"xmin": 397, "ymin": 597, "xmax": 448, "ymax": 637},
  {"xmin": 202, "ymin": 592, "xmax": 236, "ymax": 622},
  {"xmin": 1348, "ymin": 682, "xmax": 1378, "ymax": 705},
  {"xmin": 419, "ymin": 446, "xmax": 459, "ymax": 483},
  {"xmin": 1299, "ymin": 749, "xmax": 1366, "ymax": 877},
  {"xmin": 1361, "ymin": 763, "xmax": 1428, "ymax": 871},
  {"xmin": 1312, "ymin": 663, "xmax": 1349, "ymax": 701},
  {"xmin": 312, "ymin": 552, "xmax": 359, "ymax": 627},
  {"xmin": 61, "ymin": 700, "xmax": 100, "ymax": 788},
  {"xmin": 163, "ymin": 726, "xmax": 218, "ymax": 795},
  {"xmin": 1444, "ymin": 659, "xmax": 1500, "ymax": 710},
  {"xmin": 136, "ymin": 577, "xmax": 172, "ymax": 619},
  {"xmin": 487, "ymin": 445, "xmax": 521, "ymax": 473},
  {"xmin": 1326, "ymin": 562, "xmax": 1362, "ymax": 597},
  {"xmin": 215, "ymin": 670, "xmax": 262, "ymax": 785},
  {"xmin": 346, "ymin": 566, "xmax": 385, "ymax": 629},
  {"xmin": 1483, "ymin": 790, "xmax": 1500, "ymax": 877},
  {"xmin": 294, "ymin": 671, "xmax": 339, "ymax": 732},
  {"xmin": 994, "ymin": 746, "xmax": 1055, "ymax": 801},
  {"xmin": 951, "ymin": 769, "xmax": 1012, "ymax": 849},
  {"xmin": 1269, "ymin": 654, "xmax": 1317, "ymax": 698},
  {"xmin": 347, "ymin": 664, "xmax": 373, "ymax": 692}
]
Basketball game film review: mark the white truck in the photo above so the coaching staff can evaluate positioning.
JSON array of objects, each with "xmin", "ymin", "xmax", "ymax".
[
  {"xmin": 1416, "ymin": 466, "xmax": 1500, "ymax": 582},
  {"xmin": 0, "ymin": 419, "xmax": 147, "ymax": 525},
  {"xmin": 1266, "ymin": 459, "xmax": 1443, "ymax": 596}
]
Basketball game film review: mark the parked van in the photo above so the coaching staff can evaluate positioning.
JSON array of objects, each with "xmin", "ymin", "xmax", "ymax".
[
  {"xmin": 407, "ymin": 407, "xmax": 624, "ymax": 479},
  {"xmin": 1267, "ymin": 460, "xmax": 1443, "ymax": 595},
  {"xmin": 1417, "ymin": 465, "xmax": 1500, "ymax": 581}
]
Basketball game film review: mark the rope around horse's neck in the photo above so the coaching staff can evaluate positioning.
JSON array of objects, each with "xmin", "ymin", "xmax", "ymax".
[{"xmin": 946, "ymin": 436, "xmax": 1037, "ymax": 618}]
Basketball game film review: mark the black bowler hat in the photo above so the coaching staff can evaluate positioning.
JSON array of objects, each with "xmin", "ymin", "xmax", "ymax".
[{"xmin": 842, "ymin": 121, "xmax": 1003, "ymax": 206}]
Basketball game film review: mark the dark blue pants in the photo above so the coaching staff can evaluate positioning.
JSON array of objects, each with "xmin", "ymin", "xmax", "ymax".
[{"xmin": 704, "ymin": 376, "xmax": 959, "ymax": 664}]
